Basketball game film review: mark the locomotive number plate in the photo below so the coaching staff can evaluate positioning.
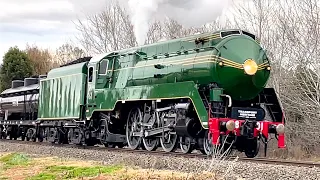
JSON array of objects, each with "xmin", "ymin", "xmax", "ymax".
[{"xmin": 230, "ymin": 107, "xmax": 265, "ymax": 121}]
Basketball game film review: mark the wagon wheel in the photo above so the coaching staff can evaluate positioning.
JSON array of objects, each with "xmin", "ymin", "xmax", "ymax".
[
  {"xmin": 180, "ymin": 136, "xmax": 194, "ymax": 154},
  {"xmin": 142, "ymin": 112, "xmax": 159, "ymax": 151},
  {"xmin": 126, "ymin": 107, "xmax": 142, "ymax": 150}
]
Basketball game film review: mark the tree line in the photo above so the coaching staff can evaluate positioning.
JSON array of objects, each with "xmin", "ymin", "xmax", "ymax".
[{"xmin": 0, "ymin": 43, "xmax": 86, "ymax": 91}]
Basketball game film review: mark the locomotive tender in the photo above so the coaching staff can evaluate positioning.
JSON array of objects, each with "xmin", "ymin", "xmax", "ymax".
[{"xmin": 0, "ymin": 29, "xmax": 286, "ymax": 158}]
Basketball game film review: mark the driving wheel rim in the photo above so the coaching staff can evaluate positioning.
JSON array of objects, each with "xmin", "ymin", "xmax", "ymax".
[
  {"xmin": 142, "ymin": 111, "xmax": 159, "ymax": 151},
  {"xmin": 126, "ymin": 108, "xmax": 142, "ymax": 150},
  {"xmin": 143, "ymin": 138, "xmax": 158, "ymax": 151},
  {"xmin": 160, "ymin": 133, "xmax": 177, "ymax": 152},
  {"xmin": 203, "ymin": 132, "xmax": 213, "ymax": 155},
  {"xmin": 180, "ymin": 137, "xmax": 193, "ymax": 154}
]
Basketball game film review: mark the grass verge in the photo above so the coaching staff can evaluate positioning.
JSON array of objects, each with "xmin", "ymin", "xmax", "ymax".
[
  {"xmin": 0, "ymin": 152, "xmax": 217, "ymax": 180},
  {"xmin": 0, "ymin": 153, "xmax": 30, "ymax": 169},
  {"xmin": 29, "ymin": 165, "xmax": 121, "ymax": 180}
]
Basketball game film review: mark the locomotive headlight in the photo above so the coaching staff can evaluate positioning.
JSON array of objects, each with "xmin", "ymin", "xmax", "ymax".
[
  {"xmin": 226, "ymin": 120, "xmax": 235, "ymax": 131},
  {"xmin": 243, "ymin": 59, "xmax": 258, "ymax": 75},
  {"xmin": 276, "ymin": 124, "xmax": 285, "ymax": 134}
]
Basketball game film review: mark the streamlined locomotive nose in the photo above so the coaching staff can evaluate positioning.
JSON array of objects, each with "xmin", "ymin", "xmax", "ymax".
[{"xmin": 214, "ymin": 36, "xmax": 271, "ymax": 101}]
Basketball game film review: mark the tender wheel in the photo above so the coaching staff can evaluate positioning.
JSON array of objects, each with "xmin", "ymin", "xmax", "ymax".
[
  {"xmin": 38, "ymin": 128, "xmax": 44, "ymax": 142},
  {"xmin": 1, "ymin": 132, "xmax": 7, "ymax": 139},
  {"xmin": 180, "ymin": 136, "xmax": 193, "ymax": 154},
  {"xmin": 68, "ymin": 128, "xmax": 74, "ymax": 144},
  {"xmin": 26, "ymin": 128, "xmax": 36, "ymax": 142},
  {"xmin": 84, "ymin": 130, "xmax": 96, "ymax": 146},
  {"xmin": 21, "ymin": 134, "xmax": 25, "ymax": 141},
  {"xmin": 126, "ymin": 107, "xmax": 142, "ymax": 150},
  {"xmin": 200, "ymin": 131, "xmax": 213, "ymax": 156},
  {"xmin": 68, "ymin": 128, "xmax": 83, "ymax": 145}
]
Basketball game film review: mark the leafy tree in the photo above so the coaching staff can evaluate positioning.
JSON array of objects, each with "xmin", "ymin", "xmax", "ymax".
[{"xmin": 0, "ymin": 46, "xmax": 33, "ymax": 91}]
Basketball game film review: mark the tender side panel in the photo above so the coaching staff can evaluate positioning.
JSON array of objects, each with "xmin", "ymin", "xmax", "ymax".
[
  {"xmin": 89, "ymin": 81, "xmax": 208, "ymax": 128},
  {"xmin": 38, "ymin": 73, "xmax": 87, "ymax": 119}
]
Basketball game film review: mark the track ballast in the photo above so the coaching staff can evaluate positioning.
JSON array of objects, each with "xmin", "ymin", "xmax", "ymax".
[{"xmin": 0, "ymin": 139, "xmax": 318, "ymax": 168}]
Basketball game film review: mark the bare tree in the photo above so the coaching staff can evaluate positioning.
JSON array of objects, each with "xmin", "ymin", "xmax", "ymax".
[
  {"xmin": 74, "ymin": 0, "xmax": 136, "ymax": 54},
  {"xmin": 25, "ymin": 44, "xmax": 58, "ymax": 75},
  {"xmin": 145, "ymin": 18, "xmax": 222, "ymax": 44},
  {"xmin": 144, "ymin": 20, "xmax": 164, "ymax": 44},
  {"xmin": 73, "ymin": 0, "xmax": 224, "ymax": 53},
  {"xmin": 228, "ymin": 0, "xmax": 320, "ymax": 156},
  {"xmin": 55, "ymin": 43, "xmax": 86, "ymax": 64},
  {"xmin": 274, "ymin": 0, "xmax": 320, "ymax": 155}
]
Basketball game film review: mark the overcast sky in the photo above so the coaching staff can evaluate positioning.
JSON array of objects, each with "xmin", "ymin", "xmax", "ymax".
[
  {"xmin": 0, "ymin": 0, "xmax": 115, "ymax": 63},
  {"xmin": 0, "ymin": 0, "xmax": 238, "ymax": 63}
]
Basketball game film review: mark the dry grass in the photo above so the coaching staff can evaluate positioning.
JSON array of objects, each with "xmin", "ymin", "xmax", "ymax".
[
  {"xmin": 95, "ymin": 168, "xmax": 217, "ymax": 180},
  {"xmin": 0, "ymin": 152, "xmax": 218, "ymax": 180},
  {"xmin": 206, "ymin": 135, "xmax": 239, "ymax": 179},
  {"xmin": 262, "ymin": 140, "xmax": 320, "ymax": 162}
]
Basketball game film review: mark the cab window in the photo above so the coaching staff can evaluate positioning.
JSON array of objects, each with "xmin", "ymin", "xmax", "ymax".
[
  {"xmin": 99, "ymin": 59, "xmax": 109, "ymax": 75},
  {"xmin": 88, "ymin": 67, "xmax": 93, "ymax": 82}
]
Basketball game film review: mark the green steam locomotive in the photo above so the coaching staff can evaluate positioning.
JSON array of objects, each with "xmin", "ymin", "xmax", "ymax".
[{"xmin": 0, "ymin": 29, "xmax": 286, "ymax": 158}]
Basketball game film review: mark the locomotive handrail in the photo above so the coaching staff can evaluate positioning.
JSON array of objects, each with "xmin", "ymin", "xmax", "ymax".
[{"xmin": 220, "ymin": 94, "xmax": 232, "ymax": 107}]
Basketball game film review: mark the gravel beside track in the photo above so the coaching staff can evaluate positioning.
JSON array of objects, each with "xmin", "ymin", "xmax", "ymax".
[{"xmin": 0, "ymin": 141, "xmax": 319, "ymax": 180}]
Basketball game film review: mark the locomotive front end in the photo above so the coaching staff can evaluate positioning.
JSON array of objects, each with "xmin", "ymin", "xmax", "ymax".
[
  {"xmin": 212, "ymin": 31, "xmax": 271, "ymax": 101},
  {"xmin": 207, "ymin": 30, "xmax": 286, "ymax": 158}
]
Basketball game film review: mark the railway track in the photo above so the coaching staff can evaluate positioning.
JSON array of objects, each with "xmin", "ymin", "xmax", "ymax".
[{"xmin": 0, "ymin": 139, "xmax": 319, "ymax": 168}]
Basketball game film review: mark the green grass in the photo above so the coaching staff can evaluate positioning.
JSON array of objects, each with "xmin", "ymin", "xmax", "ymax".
[
  {"xmin": 0, "ymin": 153, "xmax": 30, "ymax": 169},
  {"xmin": 29, "ymin": 165, "xmax": 121, "ymax": 180},
  {"xmin": 28, "ymin": 173, "xmax": 56, "ymax": 180}
]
